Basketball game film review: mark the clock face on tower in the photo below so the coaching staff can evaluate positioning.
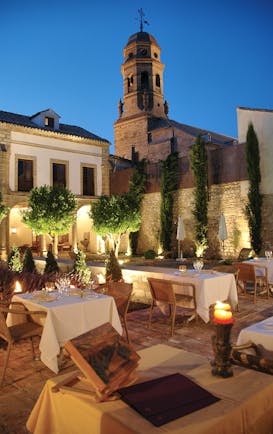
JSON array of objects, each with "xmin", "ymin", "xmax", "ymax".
[{"xmin": 138, "ymin": 47, "xmax": 147, "ymax": 56}]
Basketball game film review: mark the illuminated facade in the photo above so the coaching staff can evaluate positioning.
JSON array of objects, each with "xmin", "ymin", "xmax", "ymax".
[{"xmin": 0, "ymin": 108, "xmax": 110, "ymax": 259}]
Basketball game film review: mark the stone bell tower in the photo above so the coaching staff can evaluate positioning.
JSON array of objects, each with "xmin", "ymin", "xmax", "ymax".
[{"xmin": 114, "ymin": 11, "xmax": 168, "ymax": 160}]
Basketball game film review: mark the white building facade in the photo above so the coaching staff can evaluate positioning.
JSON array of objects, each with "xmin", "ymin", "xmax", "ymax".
[{"xmin": 0, "ymin": 108, "xmax": 110, "ymax": 259}]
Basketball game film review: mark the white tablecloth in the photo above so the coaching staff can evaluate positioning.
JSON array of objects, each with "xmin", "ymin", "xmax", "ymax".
[
  {"xmin": 147, "ymin": 269, "xmax": 238, "ymax": 323},
  {"xmin": 7, "ymin": 291, "xmax": 122, "ymax": 373},
  {"xmin": 244, "ymin": 258, "xmax": 273, "ymax": 283},
  {"xmin": 27, "ymin": 344, "xmax": 273, "ymax": 434},
  {"xmin": 236, "ymin": 316, "xmax": 273, "ymax": 353}
]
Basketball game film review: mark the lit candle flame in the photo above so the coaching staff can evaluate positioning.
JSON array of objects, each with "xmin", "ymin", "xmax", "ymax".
[
  {"xmin": 214, "ymin": 301, "xmax": 233, "ymax": 324},
  {"xmin": 97, "ymin": 273, "xmax": 106, "ymax": 284},
  {"xmin": 214, "ymin": 301, "xmax": 231, "ymax": 311}
]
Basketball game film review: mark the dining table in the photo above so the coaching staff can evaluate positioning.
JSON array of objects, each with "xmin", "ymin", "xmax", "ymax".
[
  {"xmin": 236, "ymin": 316, "xmax": 273, "ymax": 354},
  {"xmin": 27, "ymin": 343, "xmax": 273, "ymax": 434},
  {"xmin": 243, "ymin": 257, "xmax": 273, "ymax": 284},
  {"xmin": 7, "ymin": 289, "xmax": 122, "ymax": 374},
  {"xmin": 145, "ymin": 268, "xmax": 238, "ymax": 323}
]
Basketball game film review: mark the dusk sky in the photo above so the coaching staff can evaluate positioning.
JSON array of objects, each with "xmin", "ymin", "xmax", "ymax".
[{"xmin": 1, "ymin": 0, "xmax": 272, "ymax": 153}]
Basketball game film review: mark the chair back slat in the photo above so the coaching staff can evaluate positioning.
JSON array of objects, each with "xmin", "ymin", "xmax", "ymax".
[
  {"xmin": 106, "ymin": 282, "xmax": 132, "ymax": 316},
  {"xmin": 147, "ymin": 278, "xmax": 176, "ymax": 303},
  {"xmin": 234, "ymin": 262, "xmax": 256, "ymax": 282}
]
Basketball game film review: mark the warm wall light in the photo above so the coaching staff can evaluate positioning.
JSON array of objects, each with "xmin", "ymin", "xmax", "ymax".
[
  {"xmin": 11, "ymin": 227, "xmax": 17, "ymax": 234},
  {"xmin": 14, "ymin": 281, "xmax": 22, "ymax": 293}
]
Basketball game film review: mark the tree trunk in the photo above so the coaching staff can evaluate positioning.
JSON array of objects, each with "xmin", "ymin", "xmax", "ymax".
[
  {"xmin": 40, "ymin": 234, "xmax": 47, "ymax": 257},
  {"xmin": 53, "ymin": 235, "xmax": 58, "ymax": 258},
  {"xmin": 114, "ymin": 234, "xmax": 121, "ymax": 257}
]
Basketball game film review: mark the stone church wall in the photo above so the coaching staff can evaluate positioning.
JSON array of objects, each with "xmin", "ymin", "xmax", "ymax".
[
  {"xmin": 137, "ymin": 180, "xmax": 252, "ymax": 258},
  {"xmin": 114, "ymin": 116, "xmax": 148, "ymax": 160}
]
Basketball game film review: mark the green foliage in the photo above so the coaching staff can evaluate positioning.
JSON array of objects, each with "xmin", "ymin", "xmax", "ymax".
[
  {"xmin": 245, "ymin": 123, "xmax": 263, "ymax": 254},
  {"xmin": 105, "ymin": 250, "xmax": 123, "ymax": 282},
  {"xmin": 160, "ymin": 152, "xmax": 179, "ymax": 251},
  {"xmin": 91, "ymin": 194, "xmax": 141, "ymax": 236},
  {"xmin": 127, "ymin": 159, "xmax": 148, "ymax": 255},
  {"xmin": 72, "ymin": 250, "xmax": 91, "ymax": 285},
  {"xmin": 128, "ymin": 159, "xmax": 147, "ymax": 206},
  {"xmin": 91, "ymin": 193, "xmax": 141, "ymax": 256},
  {"xmin": 91, "ymin": 160, "xmax": 147, "ymax": 257},
  {"xmin": 0, "ymin": 192, "xmax": 8, "ymax": 223},
  {"xmin": 22, "ymin": 185, "xmax": 77, "ymax": 236},
  {"xmin": 144, "ymin": 249, "xmax": 156, "ymax": 259},
  {"xmin": 44, "ymin": 250, "xmax": 59, "ymax": 274},
  {"xmin": 8, "ymin": 246, "xmax": 23, "ymax": 272},
  {"xmin": 22, "ymin": 247, "xmax": 36, "ymax": 273},
  {"xmin": 190, "ymin": 135, "xmax": 208, "ymax": 256}
]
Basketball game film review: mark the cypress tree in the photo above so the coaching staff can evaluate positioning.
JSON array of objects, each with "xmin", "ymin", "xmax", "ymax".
[
  {"xmin": 245, "ymin": 123, "xmax": 263, "ymax": 254},
  {"xmin": 22, "ymin": 247, "xmax": 36, "ymax": 273},
  {"xmin": 160, "ymin": 152, "xmax": 179, "ymax": 252},
  {"xmin": 189, "ymin": 134, "xmax": 208, "ymax": 257},
  {"xmin": 8, "ymin": 246, "xmax": 23, "ymax": 272},
  {"xmin": 44, "ymin": 250, "xmax": 59, "ymax": 274},
  {"xmin": 105, "ymin": 250, "xmax": 123, "ymax": 282},
  {"xmin": 72, "ymin": 250, "xmax": 91, "ymax": 285},
  {"xmin": 128, "ymin": 159, "xmax": 147, "ymax": 255}
]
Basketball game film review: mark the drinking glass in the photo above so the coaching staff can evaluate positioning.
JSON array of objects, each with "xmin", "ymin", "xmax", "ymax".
[
  {"xmin": 193, "ymin": 259, "xmax": 204, "ymax": 273},
  {"xmin": 45, "ymin": 282, "xmax": 55, "ymax": 293},
  {"xmin": 265, "ymin": 250, "xmax": 272, "ymax": 260}
]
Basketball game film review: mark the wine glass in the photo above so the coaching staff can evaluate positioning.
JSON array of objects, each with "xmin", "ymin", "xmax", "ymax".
[
  {"xmin": 265, "ymin": 250, "xmax": 272, "ymax": 260},
  {"xmin": 193, "ymin": 259, "xmax": 204, "ymax": 273}
]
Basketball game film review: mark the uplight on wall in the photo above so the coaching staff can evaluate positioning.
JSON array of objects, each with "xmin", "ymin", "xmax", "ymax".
[{"xmin": 11, "ymin": 227, "xmax": 17, "ymax": 234}]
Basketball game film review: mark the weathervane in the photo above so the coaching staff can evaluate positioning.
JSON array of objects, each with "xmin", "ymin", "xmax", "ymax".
[{"xmin": 137, "ymin": 8, "xmax": 149, "ymax": 32}]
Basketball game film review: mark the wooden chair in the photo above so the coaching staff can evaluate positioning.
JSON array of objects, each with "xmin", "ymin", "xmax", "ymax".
[
  {"xmin": 233, "ymin": 262, "xmax": 269, "ymax": 303},
  {"xmin": 0, "ymin": 301, "xmax": 46, "ymax": 386},
  {"xmin": 237, "ymin": 248, "xmax": 252, "ymax": 261},
  {"xmin": 147, "ymin": 278, "xmax": 197, "ymax": 336},
  {"xmin": 105, "ymin": 282, "xmax": 133, "ymax": 343}
]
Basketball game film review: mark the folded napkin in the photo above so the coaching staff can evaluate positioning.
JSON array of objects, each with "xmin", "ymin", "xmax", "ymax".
[
  {"xmin": 33, "ymin": 293, "xmax": 57, "ymax": 302},
  {"xmin": 118, "ymin": 373, "xmax": 219, "ymax": 426}
]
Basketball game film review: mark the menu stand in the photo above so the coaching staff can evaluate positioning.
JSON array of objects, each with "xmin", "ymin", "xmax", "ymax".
[{"xmin": 52, "ymin": 322, "xmax": 140, "ymax": 402}]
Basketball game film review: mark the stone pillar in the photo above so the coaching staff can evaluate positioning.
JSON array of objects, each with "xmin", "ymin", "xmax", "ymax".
[
  {"xmin": 0, "ymin": 215, "xmax": 8, "ymax": 260},
  {"xmin": 0, "ymin": 211, "xmax": 10, "ymax": 261}
]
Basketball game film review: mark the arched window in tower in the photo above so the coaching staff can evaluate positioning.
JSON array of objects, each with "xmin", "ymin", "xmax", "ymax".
[
  {"xmin": 156, "ymin": 74, "xmax": 161, "ymax": 87},
  {"xmin": 140, "ymin": 71, "xmax": 149, "ymax": 90},
  {"xmin": 127, "ymin": 75, "xmax": 134, "ymax": 93}
]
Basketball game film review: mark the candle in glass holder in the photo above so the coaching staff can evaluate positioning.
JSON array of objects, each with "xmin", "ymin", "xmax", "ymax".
[
  {"xmin": 179, "ymin": 264, "xmax": 187, "ymax": 273},
  {"xmin": 214, "ymin": 309, "xmax": 233, "ymax": 324}
]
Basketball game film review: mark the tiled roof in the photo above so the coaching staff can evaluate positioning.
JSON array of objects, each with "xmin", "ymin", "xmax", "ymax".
[
  {"xmin": 237, "ymin": 106, "xmax": 273, "ymax": 113},
  {"xmin": 148, "ymin": 117, "xmax": 235, "ymax": 146},
  {"xmin": 0, "ymin": 109, "xmax": 109, "ymax": 143}
]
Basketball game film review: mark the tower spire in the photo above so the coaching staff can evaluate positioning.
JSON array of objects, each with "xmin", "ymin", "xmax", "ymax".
[{"xmin": 138, "ymin": 8, "xmax": 149, "ymax": 32}]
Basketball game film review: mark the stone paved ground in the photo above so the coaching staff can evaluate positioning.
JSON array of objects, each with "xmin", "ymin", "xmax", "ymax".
[{"xmin": 1, "ymin": 293, "xmax": 273, "ymax": 434}]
